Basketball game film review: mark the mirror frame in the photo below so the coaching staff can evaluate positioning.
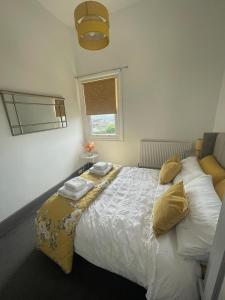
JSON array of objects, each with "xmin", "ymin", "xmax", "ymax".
[{"xmin": 0, "ymin": 90, "xmax": 67, "ymax": 136}]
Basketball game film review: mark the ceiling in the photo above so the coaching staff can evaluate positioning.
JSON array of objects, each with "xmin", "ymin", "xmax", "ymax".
[{"xmin": 37, "ymin": 0, "xmax": 143, "ymax": 27}]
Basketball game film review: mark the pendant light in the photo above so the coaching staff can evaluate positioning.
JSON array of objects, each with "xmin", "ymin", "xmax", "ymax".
[{"xmin": 74, "ymin": 1, "xmax": 109, "ymax": 50}]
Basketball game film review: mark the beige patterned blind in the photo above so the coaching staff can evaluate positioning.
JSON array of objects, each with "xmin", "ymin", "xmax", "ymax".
[{"xmin": 83, "ymin": 78, "xmax": 117, "ymax": 115}]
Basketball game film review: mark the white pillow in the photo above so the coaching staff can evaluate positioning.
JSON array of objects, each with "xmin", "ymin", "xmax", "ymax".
[
  {"xmin": 173, "ymin": 156, "xmax": 205, "ymax": 185},
  {"xmin": 176, "ymin": 175, "xmax": 221, "ymax": 261}
]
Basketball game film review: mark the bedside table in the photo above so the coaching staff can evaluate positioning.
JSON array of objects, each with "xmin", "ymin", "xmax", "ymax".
[{"xmin": 80, "ymin": 152, "xmax": 99, "ymax": 165}]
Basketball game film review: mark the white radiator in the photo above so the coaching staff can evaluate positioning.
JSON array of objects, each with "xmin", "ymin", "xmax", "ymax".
[{"xmin": 139, "ymin": 139, "xmax": 193, "ymax": 168}]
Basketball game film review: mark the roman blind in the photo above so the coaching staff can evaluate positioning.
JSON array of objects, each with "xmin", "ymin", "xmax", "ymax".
[{"xmin": 83, "ymin": 77, "xmax": 117, "ymax": 115}]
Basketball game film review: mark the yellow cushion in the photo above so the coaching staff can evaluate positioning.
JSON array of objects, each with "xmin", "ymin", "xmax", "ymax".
[
  {"xmin": 152, "ymin": 181, "xmax": 189, "ymax": 237},
  {"xmin": 215, "ymin": 179, "xmax": 225, "ymax": 201},
  {"xmin": 159, "ymin": 155, "xmax": 182, "ymax": 184},
  {"xmin": 200, "ymin": 155, "xmax": 225, "ymax": 185},
  {"xmin": 167, "ymin": 155, "xmax": 180, "ymax": 163}
]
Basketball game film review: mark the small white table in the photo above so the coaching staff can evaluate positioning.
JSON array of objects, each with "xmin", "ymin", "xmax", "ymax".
[{"xmin": 80, "ymin": 152, "xmax": 99, "ymax": 164}]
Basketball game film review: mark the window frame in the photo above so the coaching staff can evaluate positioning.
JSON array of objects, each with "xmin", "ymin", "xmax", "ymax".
[{"xmin": 78, "ymin": 70, "xmax": 124, "ymax": 141}]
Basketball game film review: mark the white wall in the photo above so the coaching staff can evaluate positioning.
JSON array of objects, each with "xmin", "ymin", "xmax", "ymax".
[
  {"xmin": 0, "ymin": 0, "xmax": 83, "ymax": 222},
  {"xmin": 74, "ymin": 0, "xmax": 225, "ymax": 166},
  {"xmin": 214, "ymin": 68, "xmax": 225, "ymax": 131}
]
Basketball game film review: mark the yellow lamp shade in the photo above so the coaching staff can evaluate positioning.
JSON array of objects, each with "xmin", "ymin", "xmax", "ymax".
[{"xmin": 74, "ymin": 1, "xmax": 109, "ymax": 50}]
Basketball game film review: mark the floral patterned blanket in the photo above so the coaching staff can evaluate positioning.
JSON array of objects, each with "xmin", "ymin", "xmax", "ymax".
[{"xmin": 35, "ymin": 165, "xmax": 121, "ymax": 274}]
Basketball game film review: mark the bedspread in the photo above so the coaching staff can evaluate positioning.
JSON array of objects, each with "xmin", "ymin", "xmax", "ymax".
[
  {"xmin": 35, "ymin": 164, "xmax": 121, "ymax": 273},
  {"xmin": 75, "ymin": 167, "xmax": 200, "ymax": 300}
]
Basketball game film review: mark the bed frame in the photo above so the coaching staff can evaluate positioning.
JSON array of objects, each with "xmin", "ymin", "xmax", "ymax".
[{"xmin": 200, "ymin": 132, "xmax": 225, "ymax": 300}]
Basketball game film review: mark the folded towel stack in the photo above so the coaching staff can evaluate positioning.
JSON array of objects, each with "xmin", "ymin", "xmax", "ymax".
[
  {"xmin": 93, "ymin": 161, "xmax": 108, "ymax": 171},
  {"xmin": 64, "ymin": 177, "xmax": 86, "ymax": 192},
  {"xmin": 58, "ymin": 177, "xmax": 94, "ymax": 201},
  {"xmin": 89, "ymin": 162, "xmax": 113, "ymax": 176}
]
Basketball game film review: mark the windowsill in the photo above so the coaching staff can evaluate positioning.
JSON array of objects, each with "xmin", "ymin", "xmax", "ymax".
[{"xmin": 89, "ymin": 134, "xmax": 123, "ymax": 142}]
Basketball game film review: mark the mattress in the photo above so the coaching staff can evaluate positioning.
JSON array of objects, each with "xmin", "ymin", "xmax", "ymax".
[{"xmin": 75, "ymin": 167, "xmax": 200, "ymax": 300}]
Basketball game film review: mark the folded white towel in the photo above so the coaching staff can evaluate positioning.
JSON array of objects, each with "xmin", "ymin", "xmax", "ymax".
[
  {"xmin": 64, "ymin": 177, "xmax": 87, "ymax": 192},
  {"xmin": 93, "ymin": 162, "xmax": 108, "ymax": 171},
  {"xmin": 89, "ymin": 163, "xmax": 113, "ymax": 176},
  {"xmin": 58, "ymin": 181, "xmax": 94, "ymax": 201}
]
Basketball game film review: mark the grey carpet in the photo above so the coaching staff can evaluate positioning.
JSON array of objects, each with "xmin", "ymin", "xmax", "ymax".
[{"xmin": 0, "ymin": 214, "xmax": 146, "ymax": 300}]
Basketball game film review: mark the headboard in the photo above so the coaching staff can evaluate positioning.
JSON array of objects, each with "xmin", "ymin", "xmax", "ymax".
[
  {"xmin": 213, "ymin": 133, "xmax": 225, "ymax": 169},
  {"xmin": 201, "ymin": 132, "xmax": 225, "ymax": 168}
]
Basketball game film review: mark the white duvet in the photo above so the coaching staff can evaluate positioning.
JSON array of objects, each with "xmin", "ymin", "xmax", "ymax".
[{"xmin": 75, "ymin": 167, "xmax": 200, "ymax": 300}]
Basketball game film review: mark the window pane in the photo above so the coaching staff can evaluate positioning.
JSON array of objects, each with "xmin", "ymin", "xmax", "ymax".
[{"xmin": 90, "ymin": 114, "xmax": 116, "ymax": 135}]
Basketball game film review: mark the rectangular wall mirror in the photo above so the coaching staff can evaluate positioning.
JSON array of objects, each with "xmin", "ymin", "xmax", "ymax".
[{"xmin": 0, "ymin": 90, "xmax": 67, "ymax": 136}]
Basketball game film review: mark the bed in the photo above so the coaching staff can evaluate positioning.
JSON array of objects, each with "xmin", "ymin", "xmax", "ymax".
[
  {"xmin": 36, "ymin": 132, "xmax": 225, "ymax": 300},
  {"xmin": 75, "ymin": 167, "xmax": 200, "ymax": 300}
]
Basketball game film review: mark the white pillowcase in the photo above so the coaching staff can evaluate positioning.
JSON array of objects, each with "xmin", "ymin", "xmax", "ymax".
[
  {"xmin": 173, "ymin": 156, "xmax": 205, "ymax": 185},
  {"xmin": 176, "ymin": 175, "xmax": 221, "ymax": 261}
]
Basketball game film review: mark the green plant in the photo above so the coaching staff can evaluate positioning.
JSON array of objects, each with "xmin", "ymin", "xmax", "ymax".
[{"xmin": 106, "ymin": 122, "xmax": 115, "ymax": 134}]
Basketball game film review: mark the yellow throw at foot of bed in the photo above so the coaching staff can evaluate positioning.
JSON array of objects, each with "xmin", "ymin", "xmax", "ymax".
[{"xmin": 35, "ymin": 165, "xmax": 121, "ymax": 274}]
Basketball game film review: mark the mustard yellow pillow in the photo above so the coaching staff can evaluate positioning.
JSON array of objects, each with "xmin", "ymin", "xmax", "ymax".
[
  {"xmin": 167, "ymin": 155, "xmax": 180, "ymax": 163},
  {"xmin": 215, "ymin": 179, "xmax": 225, "ymax": 201},
  {"xmin": 200, "ymin": 155, "xmax": 225, "ymax": 185},
  {"xmin": 152, "ymin": 181, "xmax": 189, "ymax": 237},
  {"xmin": 159, "ymin": 155, "xmax": 182, "ymax": 184}
]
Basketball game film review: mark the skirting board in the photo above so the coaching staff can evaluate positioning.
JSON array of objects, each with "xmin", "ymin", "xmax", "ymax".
[{"xmin": 0, "ymin": 163, "xmax": 91, "ymax": 238}]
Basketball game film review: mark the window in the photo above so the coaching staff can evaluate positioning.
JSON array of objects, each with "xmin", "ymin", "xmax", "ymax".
[
  {"xmin": 79, "ymin": 70, "xmax": 123, "ymax": 140},
  {"xmin": 90, "ymin": 114, "xmax": 116, "ymax": 135}
]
